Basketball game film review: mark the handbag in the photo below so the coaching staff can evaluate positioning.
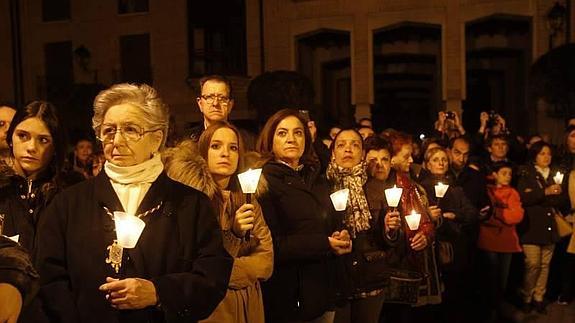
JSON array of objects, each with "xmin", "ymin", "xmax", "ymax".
[
  {"xmin": 554, "ymin": 209, "xmax": 573, "ymax": 238},
  {"xmin": 381, "ymin": 269, "xmax": 423, "ymax": 305}
]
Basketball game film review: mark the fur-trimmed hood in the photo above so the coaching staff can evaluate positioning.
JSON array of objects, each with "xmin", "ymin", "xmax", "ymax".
[
  {"xmin": 162, "ymin": 140, "xmax": 221, "ymax": 199},
  {"xmin": 162, "ymin": 140, "xmax": 267, "ymax": 199}
]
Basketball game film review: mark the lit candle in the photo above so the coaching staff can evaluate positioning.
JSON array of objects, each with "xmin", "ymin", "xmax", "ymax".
[
  {"xmin": 8, "ymin": 234, "xmax": 19, "ymax": 243},
  {"xmin": 434, "ymin": 182, "xmax": 449, "ymax": 198},
  {"xmin": 238, "ymin": 168, "xmax": 263, "ymax": 194},
  {"xmin": 330, "ymin": 189, "xmax": 350, "ymax": 211},
  {"xmin": 405, "ymin": 210, "xmax": 421, "ymax": 231},
  {"xmin": 114, "ymin": 211, "xmax": 146, "ymax": 249},
  {"xmin": 554, "ymin": 171, "xmax": 564, "ymax": 185},
  {"xmin": 237, "ymin": 168, "xmax": 263, "ymax": 241},
  {"xmin": 385, "ymin": 185, "xmax": 403, "ymax": 208}
]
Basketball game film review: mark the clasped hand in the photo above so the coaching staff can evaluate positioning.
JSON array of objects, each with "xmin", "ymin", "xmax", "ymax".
[
  {"xmin": 329, "ymin": 230, "xmax": 352, "ymax": 255},
  {"xmin": 99, "ymin": 277, "xmax": 158, "ymax": 310}
]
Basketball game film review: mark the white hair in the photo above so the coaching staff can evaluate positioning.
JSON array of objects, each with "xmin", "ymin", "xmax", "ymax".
[{"xmin": 92, "ymin": 83, "xmax": 170, "ymax": 147}]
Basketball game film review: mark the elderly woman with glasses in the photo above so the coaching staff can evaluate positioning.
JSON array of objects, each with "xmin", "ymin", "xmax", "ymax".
[{"xmin": 36, "ymin": 83, "xmax": 233, "ymax": 323}]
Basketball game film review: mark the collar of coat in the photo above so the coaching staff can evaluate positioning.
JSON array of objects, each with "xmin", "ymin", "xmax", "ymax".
[{"xmin": 94, "ymin": 170, "xmax": 173, "ymax": 220}]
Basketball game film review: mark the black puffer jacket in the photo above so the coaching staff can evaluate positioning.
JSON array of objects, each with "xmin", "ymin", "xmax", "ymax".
[
  {"xmin": 0, "ymin": 162, "xmax": 59, "ymax": 256},
  {"xmin": 258, "ymin": 161, "xmax": 346, "ymax": 322}
]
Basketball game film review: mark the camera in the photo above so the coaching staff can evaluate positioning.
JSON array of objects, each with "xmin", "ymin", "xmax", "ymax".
[
  {"xmin": 486, "ymin": 110, "xmax": 498, "ymax": 128},
  {"xmin": 445, "ymin": 111, "xmax": 455, "ymax": 120}
]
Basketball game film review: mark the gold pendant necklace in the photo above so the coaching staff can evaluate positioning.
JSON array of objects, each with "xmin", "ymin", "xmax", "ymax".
[
  {"xmin": 101, "ymin": 202, "xmax": 163, "ymax": 274},
  {"xmin": 105, "ymin": 240, "xmax": 123, "ymax": 274}
]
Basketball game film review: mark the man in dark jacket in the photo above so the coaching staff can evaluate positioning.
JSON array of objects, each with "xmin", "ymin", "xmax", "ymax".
[{"xmin": 0, "ymin": 236, "xmax": 39, "ymax": 323}]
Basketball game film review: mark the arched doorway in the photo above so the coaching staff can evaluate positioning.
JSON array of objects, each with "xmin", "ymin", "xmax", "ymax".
[
  {"xmin": 372, "ymin": 22, "xmax": 442, "ymax": 135},
  {"xmin": 464, "ymin": 14, "xmax": 532, "ymax": 135},
  {"xmin": 296, "ymin": 29, "xmax": 352, "ymax": 128}
]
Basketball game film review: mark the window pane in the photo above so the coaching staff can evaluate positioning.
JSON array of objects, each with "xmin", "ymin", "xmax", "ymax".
[
  {"xmin": 120, "ymin": 34, "xmax": 153, "ymax": 84},
  {"xmin": 42, "ymin": 0, "xmax": 70, "ymax": 22},
  {"xmin": 118, "ymin": 0, "xmax": 149, "ymax": 14}
]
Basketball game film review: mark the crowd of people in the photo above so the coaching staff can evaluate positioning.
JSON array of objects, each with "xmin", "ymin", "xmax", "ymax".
[{"xmin": 0, "ymin": 74, "xmax": 574, "ymax": 323}]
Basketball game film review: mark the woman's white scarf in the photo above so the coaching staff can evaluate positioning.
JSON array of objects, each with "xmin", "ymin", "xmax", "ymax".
[{"xmin": 104, "ymin": 154, "xmax": 164, "ymax": 215}]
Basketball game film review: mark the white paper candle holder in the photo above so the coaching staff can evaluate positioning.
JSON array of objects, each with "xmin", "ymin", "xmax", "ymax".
[
  {"xmin": 330, "ymin": 189, "xmax": 350, "ymax": 211},
  {"xmin": 434, "ymin": 182, "xmax": 449, "ymax": 198},
  {"xmin": 238, "ymin": 168, "xmax": 263, "ymax": 194},
  {"xmin": 385, "ymin": 185, "xmax": 403, "ymax": 208},
  {"xmin": 114, "ymin": 211, "xmax": 146, "ymax": 248},
  {"xmin": 554, "ymin": 172, "xmax": 564, "ymax": 185},
  {"xmin": 405, "ymin": 210, "xmax": 421, "ymax": 231}
]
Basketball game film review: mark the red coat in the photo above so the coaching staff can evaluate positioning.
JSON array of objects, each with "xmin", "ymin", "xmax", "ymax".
[{"xmin": 477, "ymin": 185, "xmax": 524, "ymax": 253}]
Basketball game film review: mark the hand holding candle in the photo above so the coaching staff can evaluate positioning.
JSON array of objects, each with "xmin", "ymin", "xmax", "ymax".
[
  {"xmin": 232, "ymin": 204, "xmax": 255, "ymax": 237},
  {"xmin": 554, "ymin": 171, "xmax": 564, "ymax": 185},
  {"xmin": 330, "ymin": 189, "xmax": 350, "ymax": 211},
  {"xmin": 385, "ymin": 185, "xmax": 403, "ymax": 208},
  {"xmin": 238, "ymin": 168, "xmax": 263, "ymax": 240}
]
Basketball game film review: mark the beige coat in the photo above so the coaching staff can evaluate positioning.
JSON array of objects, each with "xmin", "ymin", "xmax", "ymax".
[
  {"xmin": 200, "ymin": 191, "xmax": 273, "ymax": 323},
  {"xmin": 163, "ymin": 142, "xmax": 274, "ymax": 323},
  {"xmin": 567, "ymin": 171, "xmax": 575, "ymax": 254}
]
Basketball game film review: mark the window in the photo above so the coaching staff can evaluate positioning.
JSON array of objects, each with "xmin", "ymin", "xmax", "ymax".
[
  {"xmin": 120, "ymin": 34, "xmax": 153, "ymax": 84},
  {"xmin": 44, "ymin": 41, "xmax": 73, "ymax": 101},
  {"xmin": 118, "ymin": 0, "xmax": 149, "ymax": 14},
  {"xmin": 42, "ymin": 0, "xmax": 70, "ymax": 22},
  {"xmin": 188, "ymin": 0, "xmax": 247, "ymax": 76}
]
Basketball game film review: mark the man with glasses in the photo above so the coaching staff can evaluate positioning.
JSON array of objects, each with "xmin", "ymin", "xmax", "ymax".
[
  {"xmin": 188, "ymin": 75, "xmax": 234, "ymax": 141},
  {"xmin": 0, "ymin": 103, "xmax": 16, "ymax": 165}
]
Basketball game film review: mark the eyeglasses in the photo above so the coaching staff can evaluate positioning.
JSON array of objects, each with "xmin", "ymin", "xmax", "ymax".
[
  {"xmin": 97, "ymin": 123, "xmax": 159, "ymax": 143},
  {"xmin": 200, "ymin": 94, "xmax": 231, "ymax": 105}
]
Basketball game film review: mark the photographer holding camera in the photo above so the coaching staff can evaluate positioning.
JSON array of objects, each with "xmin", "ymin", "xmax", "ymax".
[
  {"xmin": 479, "ymin": 111, "xmax": 509, "ymax": 139},
  {"xmin": 434, "ymin": 111, "xmax": 466, "ymax": 144}
]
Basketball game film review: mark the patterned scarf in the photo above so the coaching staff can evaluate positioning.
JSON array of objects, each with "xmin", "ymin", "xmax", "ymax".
[{"xmin": 326, "ymin": 160, "xmax": 372, "ymax": 237}]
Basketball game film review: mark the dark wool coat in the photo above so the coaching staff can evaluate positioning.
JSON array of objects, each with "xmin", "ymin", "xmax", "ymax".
[
  {"xmin": 257, "ymin": 161, "xmax": 344, "ymax": 322},
  {"xmin": 418, "ymin": 174, "xmax": 478, "ymax": 272},
  {"xmin": 0, "ymin": 163, "xmax": 59, "ymax": 256},
  {"xmin": 36, "ymin": 171, "xmax": 233, "ymax": 323},
  {"xmin": 517, "ymin": 165, "xmax": 567, "ymax": 245}
]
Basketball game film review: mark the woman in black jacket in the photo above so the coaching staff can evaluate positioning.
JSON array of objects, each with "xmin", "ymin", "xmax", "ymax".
[
  {"xmin": 256, "ymin": 109, "xmax": 352, "ymax": 323},
  {"xmin": 517, "ymin": 141, "xmax": 566, "ymax": 314},
  {"xmin": 0, "ymin": 101, "xmax": 66, "ymax": 256},
  {"xmin": 326, "ymin": 130, "xmax": 400, "ymax": 323},
  {"xmin": 418, "ymin": 146, "xmax": 478, "ymax": 322},
  {"xmin": 36, "ymin": 83, "xmax": 232, "ymax": 323}
]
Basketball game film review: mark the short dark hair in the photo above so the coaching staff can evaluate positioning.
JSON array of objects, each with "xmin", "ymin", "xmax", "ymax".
[
  {"xmin": 486, "ymin": 134, "xmax": 509, "ymax": 148},
  {"xmin": 448, "ymin": 136, "xmax": 470, "ymax": 149},
  {"xmin": 199, "ymin": 75, "xmax": 233, "ymax": 98},
  {"xmin": 0, "ymin": 101, "xmax": 16, "ymax": 109},
  {"xmin": 491, "ymin": 161, "xmax": 513, "ymax": 173},
  {"xmin": 527, "ymin": 141, "xmax": 553, "ymax": 163},
  {"xmin": 364, "ymin": 135, "xmax": 391, "ymax": 154}
]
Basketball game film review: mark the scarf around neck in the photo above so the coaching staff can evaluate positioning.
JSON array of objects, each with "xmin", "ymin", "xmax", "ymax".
[
  {"xmin": 326, "ymin": 160, "xmax": 371, "ymax": 237},
  {"xmin": 104, "ymin": 154, "xmax": 164, "ymax": 214}
]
